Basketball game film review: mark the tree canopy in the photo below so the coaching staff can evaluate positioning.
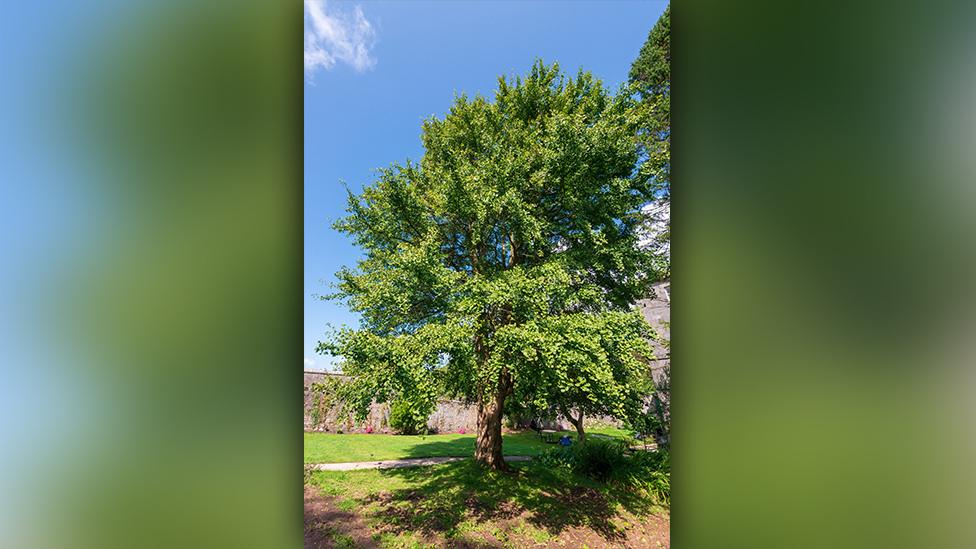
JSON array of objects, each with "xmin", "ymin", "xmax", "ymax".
[
  {"xmin": 629, "ymin": 3, "xmax": 670, "ymax": 100},
  {"xmin": 320, "ymin": 61, "xmax": 659, "ymax": 468},
  {"xmin": 630, "ymin": 4, "xmax": 671, "ymax": 275}
]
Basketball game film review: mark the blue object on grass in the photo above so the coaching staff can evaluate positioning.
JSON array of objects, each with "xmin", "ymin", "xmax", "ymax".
[{"xmin": 559, "ymin": 435, "xmax": 572, "ymax": 446}]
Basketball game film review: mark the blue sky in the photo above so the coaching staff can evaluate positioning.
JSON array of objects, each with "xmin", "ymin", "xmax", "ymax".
[{"xmin": 304, "ymin": 0, "xmax": 668, "ymax": 371}]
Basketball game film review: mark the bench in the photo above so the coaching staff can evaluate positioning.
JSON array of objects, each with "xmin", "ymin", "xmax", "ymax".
[{"xmin": 539, "ymin": 429, "xmax": 558, "ymax": 443}]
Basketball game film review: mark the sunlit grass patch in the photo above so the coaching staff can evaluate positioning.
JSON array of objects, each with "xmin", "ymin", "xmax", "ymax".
[{"xmin": 303, "ymin": 428, "xmax": 632, "ymax": 463}]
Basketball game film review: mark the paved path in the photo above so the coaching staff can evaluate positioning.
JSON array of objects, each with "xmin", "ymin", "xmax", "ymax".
[{"xmin": 309, "ymin": 455, "xmax": 532, "ymax": 471}]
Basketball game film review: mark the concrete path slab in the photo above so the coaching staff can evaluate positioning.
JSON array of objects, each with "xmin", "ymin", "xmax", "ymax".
[{"xmin": 309, "ymin": 455, "xmax": 532, "ymax": 471}]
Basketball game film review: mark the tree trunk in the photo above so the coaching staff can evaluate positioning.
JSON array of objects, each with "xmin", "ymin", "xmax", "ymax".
[
  {"xmin": 574, "ymin": 411, "xmax": 585, "ymax": 443},
  {"xmin": 561, "ymin": 405, "xmax": 586, "ymax": 443},
  {"xmin": 475, "ymin": 393, "xmax": 507, "ymax": 470},
  {"xmin": 474, "ymin": 342, "xmax": 512, "ymax": 471},
  {"xmin": 473, "ymin": 317, "xmax": 512, "ymax": 470}
]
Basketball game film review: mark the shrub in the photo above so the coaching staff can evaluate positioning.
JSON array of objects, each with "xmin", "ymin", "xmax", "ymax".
[
  {"xmin": 572, "ymin": 438, "xmax": 629, "ymax": 482},
  {"xmin": 540, "ymin": 439, "xmax": 670, "ymax": 505},
  {"xmin": 536, "ymin": 446, "xmax": 576, "ymax": 470},
  {"xmin": 615, "ymin": 449, "xmax": 670, "ymax": 506},
  {"xmin": 388, "ymin": 399, "xmax": 429, "ymax": 435}
]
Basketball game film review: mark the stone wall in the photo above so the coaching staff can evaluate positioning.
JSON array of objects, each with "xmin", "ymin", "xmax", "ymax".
[
  {"xmin": 303, "ymin": 390, "xmax": 480, "ymax": 433},
  {"xmin": 303, "ymin": 372, "xmax": 480, "ymax": 432},
  {"xmin": 426, "ymin": 399, "xmax": 479, "ymax": 433},
  {"xmin": 304, "ymin": 382, "xmax": 621, "ymax": 434}
]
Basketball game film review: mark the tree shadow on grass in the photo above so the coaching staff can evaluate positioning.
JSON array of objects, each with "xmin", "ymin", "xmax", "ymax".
[
  {"xmin": 395, "ymin": 432, "xmax": 550, "ymax": 460},
  {"xmin": 399, "ymin": 438, "xmax": 476, "ymax": 459},
  {"xmin": 359, "ymin": 443, "xmax": 659, "ymax": 544}
]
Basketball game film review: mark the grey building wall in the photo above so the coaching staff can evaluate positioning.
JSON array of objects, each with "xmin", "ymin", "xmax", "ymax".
[{"xmin": 638, "ymin": 279, "xmax": 670, "ymax": 385}]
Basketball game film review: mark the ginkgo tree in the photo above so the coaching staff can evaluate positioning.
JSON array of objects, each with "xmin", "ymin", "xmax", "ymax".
[{"xmin": 320, "ymin": 62, "xmax": 661, "ymax": 470}]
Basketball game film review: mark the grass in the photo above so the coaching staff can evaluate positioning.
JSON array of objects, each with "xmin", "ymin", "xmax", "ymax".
[
  {"xmin": 307, "ymin": 458, "xmax": 666, "ymax": 547},
  {"xmin": 304, "ymin": 427, "xmax": 632, "ymax": 464},
  {"xmin": 304, "ymin": 428, "xmax": 667, "ymax": 547},
  {"xmin": 330, "ymin": 530, "xmax": 356, "ymax": 549}
]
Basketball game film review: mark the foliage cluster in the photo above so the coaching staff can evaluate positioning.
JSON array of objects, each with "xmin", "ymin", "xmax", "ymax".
[
  {"xmin": 629, "ymin": 3, "xmax": 670, "ymax": 275},
  {"xmin": 506, "ymin": 310, "xmax": 655, "ymax": 432},
  {"xmin": 307, "ymin": 378, "xmax": 345, "ymax": 428},
  {"xmin": 622, "ymin": 448, "xmax": 670, "ymax": 506},
  {"xmin": 387, "ymin": 398, "xmax": 430, "ymax": 435},
  {"xmin": 308, "ymin": 376, "xmax": 439, "ymax": 434},
  {"xmin": 628, "ymin": 3, "xmax": 670, "ymax": 199},
  {"xmin": 627, "ymin": 373, "xmax": 670, "ymax": 448},
  {"xmin": 535, "ymin": 445, "xmax": 576, "ymax": 470},
  {"xmin": 536, "ymin": 439, "xmax": 670, "ymax": 505},
  {"xmin": 572, "ymin": 438, "xmax": 630, "ymax": 482}
]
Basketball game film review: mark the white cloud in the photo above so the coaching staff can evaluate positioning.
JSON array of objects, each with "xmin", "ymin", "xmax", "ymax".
[
  {"xmin": 304, "ymin": 357, "xmax": 316, "ymax": 368},
  {"xmin": 304, "ymin": 0, "xmax": 376, "ymax": 78}
]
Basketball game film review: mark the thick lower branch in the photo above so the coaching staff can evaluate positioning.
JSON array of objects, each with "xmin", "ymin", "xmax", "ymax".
[{"xmin": 560, "ymin": 404, "xmax": 586, "ymax": 443}]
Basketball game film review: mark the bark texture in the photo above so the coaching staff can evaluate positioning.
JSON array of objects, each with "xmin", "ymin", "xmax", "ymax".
[
  {"xmin": 475, "ymin": 395, "xmax": 506, "ymax": 470},
  {"xmin": 475, "ymin": 365, "xmax": 512, "ymax": 470}
]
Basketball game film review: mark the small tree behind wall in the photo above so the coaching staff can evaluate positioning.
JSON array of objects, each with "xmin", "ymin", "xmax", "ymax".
[
  {"xmin": 320, "ymin": 62, "xmax": 662, "ymax": 470},
  {"xmin": 501, "ymin": 311, "xmax": 655, "ymax": 444}
]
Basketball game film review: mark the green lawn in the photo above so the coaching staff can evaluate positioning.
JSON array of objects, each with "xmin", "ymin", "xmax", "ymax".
[
  {"xmin": 306, "ymin": 458, "xmax": 668, "ymax": 548},
  {"xmin": 304, "ymin": 427, "xmax": 632, "ymax": 464}
]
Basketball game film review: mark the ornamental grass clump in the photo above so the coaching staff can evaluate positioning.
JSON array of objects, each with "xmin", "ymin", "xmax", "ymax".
[
  {"xmin": 614, "ymin": 448, "xmax": 670, "ymax": 506},
  {"xmin": 538, "ymin": 438, "xmax": 670, "ymax": 506},
  {"xmin": 572, "ymin": 438, "xmax": 630, "ymax": 482},
  {"xmin": 536, "ymin": 445, "xmax": 576, "ymax": 470}
]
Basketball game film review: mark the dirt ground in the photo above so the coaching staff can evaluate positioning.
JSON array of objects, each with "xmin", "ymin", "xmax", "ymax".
[
  {"xmin": 304, "ymin": 485, "xmax": 669, "ymax": 548},
  {"xmin": 305, "ymin": 487, "xmax": 381, "ymax": 548}
]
